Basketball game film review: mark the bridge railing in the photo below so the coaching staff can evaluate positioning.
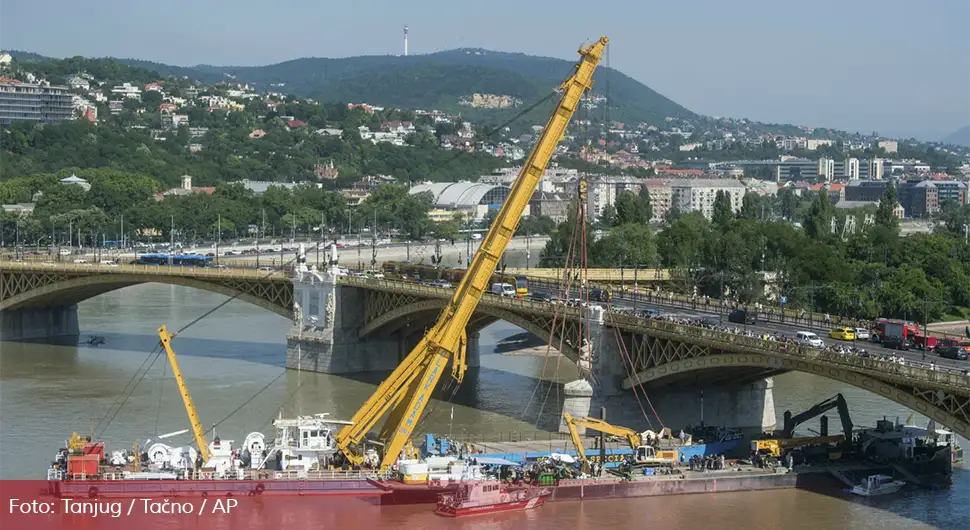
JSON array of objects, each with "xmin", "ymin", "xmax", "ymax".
[
  {"xmin": 339, "ymin": 275, "xmax": 586, "ymax": 317},
  {"xmin": 1, "ymin": 260, "xmax": 288, "ymax": 280},
  {"xmin": 608, "ymin": 312, "xmax": 970, "ymax": 387},
  {"xmin": 337, "ymin": 277, "xmax": 968, "ymax": 386}
]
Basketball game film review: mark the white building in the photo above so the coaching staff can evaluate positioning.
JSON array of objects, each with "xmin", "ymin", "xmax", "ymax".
[
  {"xmin": 877, "ymin": 140, "xmax": 898, "ymax": 154},
  {"xmin": 110, "ymin": 83, "xmax": 141, "ymax": 100},
  {"xmin": 670, "ymin": 179, "xmax": 746, "ymax": 220}
]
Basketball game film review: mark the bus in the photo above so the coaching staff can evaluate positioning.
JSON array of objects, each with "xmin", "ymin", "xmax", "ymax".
[
  {"xmin": 135, "ymin": 253, "xmax": 213, "ymax": 267},
  {"xmin": 381, "ymin": 261, "xmax": 529, "ymax": 297}
]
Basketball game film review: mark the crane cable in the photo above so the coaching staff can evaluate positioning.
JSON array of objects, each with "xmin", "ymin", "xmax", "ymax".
[
  {"xmin": 95, "ymin": 346, "xmax": 165, "ymax": 438},
  {"xmin": 91, "ymin": 344, "xmax": 161, "ymax": 433},
  {"xmin": 116, "ymin": 76, "xmax": 569, "ymax": 456},
  {"xmin": 521, "ymin": 201, "xmax": 582, "ymax": 421},
  {"xmin": 97, "ymin": 241, "xmax": 328, "ymax": 446},
  {"xmin": 533, "ymin": 200, "xmax": 588, "ymax": 425},
  {"xmin": 605, "ymin": 309, "xmax": 658, "ymax": 431}
]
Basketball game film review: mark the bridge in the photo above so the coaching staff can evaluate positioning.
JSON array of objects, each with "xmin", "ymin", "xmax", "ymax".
[
  {"xmin": 3, "ymin": 261, "xmax": 968, "ymax": 438},
  {"xmin": 0, "ymin": 261, "xmax": 294, "ymax": 340}
]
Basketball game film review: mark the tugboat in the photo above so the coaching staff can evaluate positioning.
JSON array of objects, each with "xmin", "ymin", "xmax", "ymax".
[
  {"xmin": 435, "ymin": 481, "xmax": 551, "ymax": 517},
  {"xmin": 849, "ymin": 474, "xmax": 906, "ymax": 497}
]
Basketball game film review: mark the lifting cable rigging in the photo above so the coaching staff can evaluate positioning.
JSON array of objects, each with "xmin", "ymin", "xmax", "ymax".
[
  {"xmin": 88, "ymin": 57, "xmax": 583, "ymax": 452},
  {"xmin": 403, "ymin": 82, "xmax": 575, "ymax": 440},
  {"xmin": 523, "ymin": 86, "xmax": 599, "ymax": 426},
  {"xmin": 95, "ymin": 240, "xmax": 328, "ymax": 444}
]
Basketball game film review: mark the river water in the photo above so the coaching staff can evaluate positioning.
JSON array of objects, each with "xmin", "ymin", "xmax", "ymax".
[{"xmin": 1, "ymin": 284, "xmax": 967, "ymax": 529}]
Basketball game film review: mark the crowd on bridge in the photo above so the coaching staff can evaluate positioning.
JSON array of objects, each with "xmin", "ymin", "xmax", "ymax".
[{"xmin": 617, "ymin": 310, "xmax": 970, "ymax": 377}]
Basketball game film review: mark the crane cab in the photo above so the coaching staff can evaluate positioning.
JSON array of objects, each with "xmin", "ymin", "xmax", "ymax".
[{"xmin": 634, "ymin": 446, "xmax": 678, "ymax": 465}]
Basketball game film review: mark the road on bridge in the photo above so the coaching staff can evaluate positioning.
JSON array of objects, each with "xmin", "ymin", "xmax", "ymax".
[
  {"xmin": 512, "ymin": 282, "xmax": 970, "ymax": 374},
  {"xmin": 603, "ymin": 292, "xmax": 970, "ymax": 373}
]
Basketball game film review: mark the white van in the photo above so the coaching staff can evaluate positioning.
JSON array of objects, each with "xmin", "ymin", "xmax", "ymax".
[
  {"xmin": 490, "ymin": 283, "xmax": 516, "ymax": 297},
  {"xmin": 796, "ymin": 331, "xmax": 825, "ymax": 348}
]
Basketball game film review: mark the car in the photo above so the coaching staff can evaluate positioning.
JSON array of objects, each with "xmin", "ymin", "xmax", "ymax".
[
  {"xmin": 728, "ymin": 309, "xmax": 756, "ymax": 325},
  {"xmin": 934, "ymin": 337, "xmax": 960, "ymax": 355},
  {"xmin": 882, "ymin": 336, "xmax": 912, "ymax": 351},
  {"xmin": 429, "ymin": 280, "xmax": 452, "ymax": 288},
  {"xmin": 795, "ymin": 331, "xmax": 825, "ymax": 349},
  {"xmin": 829, "ymin": 327, "xmax": 856, "ymax": 341},
  {"xmin": 640, "ymin": 308, "xmax": 664, "ymax": 318},
  {"xmin": 528, "ymin": 292, "xmax": 552, "ymax": 303},
  {"xmin": 854, "ymin": 328, "xmax": 870, "ymax": 341},
  {"xmin": 490, "ymin": 283, "xmax": 517, "ymax": 297},
  {"xmin": 590, "ymin": 288, "xmax": 611, "ymax": 303},
  {"xmin": 471, "ymin": 233, "xmax": 483, "ymax": 240},
  {"xmin": 939, "ymin": 346, "xmax": 969, "ymax": 361}
]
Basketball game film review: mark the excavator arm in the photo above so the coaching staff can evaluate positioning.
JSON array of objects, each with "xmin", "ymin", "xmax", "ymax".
[
  {"xmin": 565, "ymin": 413, "xmax": 643, "ymax": 449},
  {"xmin": 158, "ymin": 325, "xmax": 210, "ymax": 463},
  {"xmin": 336, "ymin": 37, "xmax": 609, "ymax": 470},
  {"xmin": 562, "ymin": 412, "xmax": 591, "ymax": 473},
  {"xmin": 782, "ymin": 393, "xmax": 853, "ymax": 438}
]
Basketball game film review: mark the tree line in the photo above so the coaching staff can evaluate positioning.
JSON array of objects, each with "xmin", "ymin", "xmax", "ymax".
[
  {"xmin": 0, "ymin": 168, "xmax": 558, "ymax": 247},
  {"xmin": 541, "ymin": 186, "xmax": 970, "ymax": 323}
]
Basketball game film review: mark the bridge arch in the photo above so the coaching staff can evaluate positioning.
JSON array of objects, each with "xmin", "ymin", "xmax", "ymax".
[
  {"xmin": 0, "ymin": 274, "xmax": 292, "ymax": 319},
  {"xmin": 623, "ymin": 354, "xmax": 970, "ymax": 439},
  {"xmin": 358, "ymin": 298, "xmax": 579, "ymax": 361}
]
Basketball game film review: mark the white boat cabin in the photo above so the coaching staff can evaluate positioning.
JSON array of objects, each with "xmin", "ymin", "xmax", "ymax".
[{"xmin": 259, "ymin": 413, "xmax": 354, "ymax": 472}]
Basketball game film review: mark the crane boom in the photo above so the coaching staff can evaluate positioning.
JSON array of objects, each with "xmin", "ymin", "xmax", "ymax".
[
  {"xmin": 158, "ymin": 325, "xmax": 210, "ymax": 462},
  {"xmin": 336, "ymin": 37, "xmax": 609, "ymax": 470}
]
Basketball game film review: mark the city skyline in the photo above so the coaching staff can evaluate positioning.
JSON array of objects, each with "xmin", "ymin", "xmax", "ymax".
[{"xmin": 1, "ymin": 0, "xmax": 967, "ymax": 141}]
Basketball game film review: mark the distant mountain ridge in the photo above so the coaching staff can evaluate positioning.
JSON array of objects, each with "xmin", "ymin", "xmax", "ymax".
[
  {"xmin": 941, "ymin": 126, "xmax": 970, "ymax": 147},
  {"xmin": 4, "ymin": 48, "xmax": 694, "ymax": 125}
]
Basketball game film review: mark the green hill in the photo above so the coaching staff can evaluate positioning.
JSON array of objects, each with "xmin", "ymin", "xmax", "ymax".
[{"xmin": 125, "ymin": 48, "xmax": 695, "ymax": 125}]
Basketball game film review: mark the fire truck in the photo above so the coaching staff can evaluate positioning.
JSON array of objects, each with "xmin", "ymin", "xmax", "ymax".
[{"xmin": 871, "ymin": 318, "xmax": 921, "ymax": 349}]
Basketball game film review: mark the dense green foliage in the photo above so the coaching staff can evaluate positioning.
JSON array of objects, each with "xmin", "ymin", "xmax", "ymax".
[
  {"xmin": 541, "ymin": 188, "xmax": 970, "ymax": 322},
  {"xmin": 0, "ymin": 100, "xmax": 504, "ymax": 190}
]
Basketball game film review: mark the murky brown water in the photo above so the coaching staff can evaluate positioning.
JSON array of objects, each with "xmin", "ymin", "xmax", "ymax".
[{"xmin": 1, "ymin": 284, "xmax": 967, "ymax": 529}]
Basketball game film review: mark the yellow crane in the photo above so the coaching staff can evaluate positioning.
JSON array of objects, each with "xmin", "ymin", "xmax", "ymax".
[
  {"xmin": 158, "ymin": 325, "xmax": 210, "ymax": 463},
  {"xmin": 335, "ymin": 37, "xmax": 610, "ymax": 470},
  {"xmin": 563, "ymin": 412, "xmax": 678, "ymax": 473}
]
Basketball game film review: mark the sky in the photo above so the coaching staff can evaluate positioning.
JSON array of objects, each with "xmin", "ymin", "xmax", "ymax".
[{"xmin": 2, "ymin": 0, "xmax": 968, "ymax": 140}]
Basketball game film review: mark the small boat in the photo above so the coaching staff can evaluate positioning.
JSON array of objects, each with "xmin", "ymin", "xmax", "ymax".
[
  {"xmin": 435, "ymin": 481, "xmax": 551, "ymax": 517},
  {"xmin": 850, "ymin": 474, "xmax": 906, "ymax": 497},
  {"xmin": 83, "ymin": 335, "xmax": 105, "ymax": 346}
]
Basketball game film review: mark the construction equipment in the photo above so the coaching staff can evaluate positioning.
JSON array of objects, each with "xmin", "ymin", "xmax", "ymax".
[
  {"xmin": 158, "ymin": 325, "xmax": 210, "ymax": 463},
  {"xmin": 335, "ymin": 37, "xmax": 610, "ymax": 471},
  {"xmin": 781, "ymin": 393, "xmax": 853, "ymax": 440},
  {"xmin": 752, "ymin": 435, "xmax": 847, "ymax": 458},
  {"xmin": 563, "ymin": 412, "xmax": 677, "ymax": 473}
]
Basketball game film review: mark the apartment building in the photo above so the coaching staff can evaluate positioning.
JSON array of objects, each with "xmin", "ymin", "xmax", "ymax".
[
  {"xmin": 0, "ymin": 81, "xmax": 72, "ymax": 127},
  {"xmin": 670, "ymin": 179, "xmax": 745, "ymax": 220},
  {"xmin": 585, "ymin": 176, "xmax": 641, "ymax": 221},
  {"xmin": 642, "ymin": 179, "xmax": 673, "ymax": 222},
  {"xmin": 896, "ymin": 180, "xmax": 939, "ymax": 217}
]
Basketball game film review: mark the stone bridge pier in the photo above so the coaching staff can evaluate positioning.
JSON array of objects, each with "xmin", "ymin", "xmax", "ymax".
[
  {"xmin": 285, "ymin": 274, "xmax": 480, "ymax": 374},
  {"xmin": 560, "ymin": 322, "xmax": 776, "ymax": 436},
  {"xmin": 0, "ymin": 305, "xmax": 80, "ymax": 342}
]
